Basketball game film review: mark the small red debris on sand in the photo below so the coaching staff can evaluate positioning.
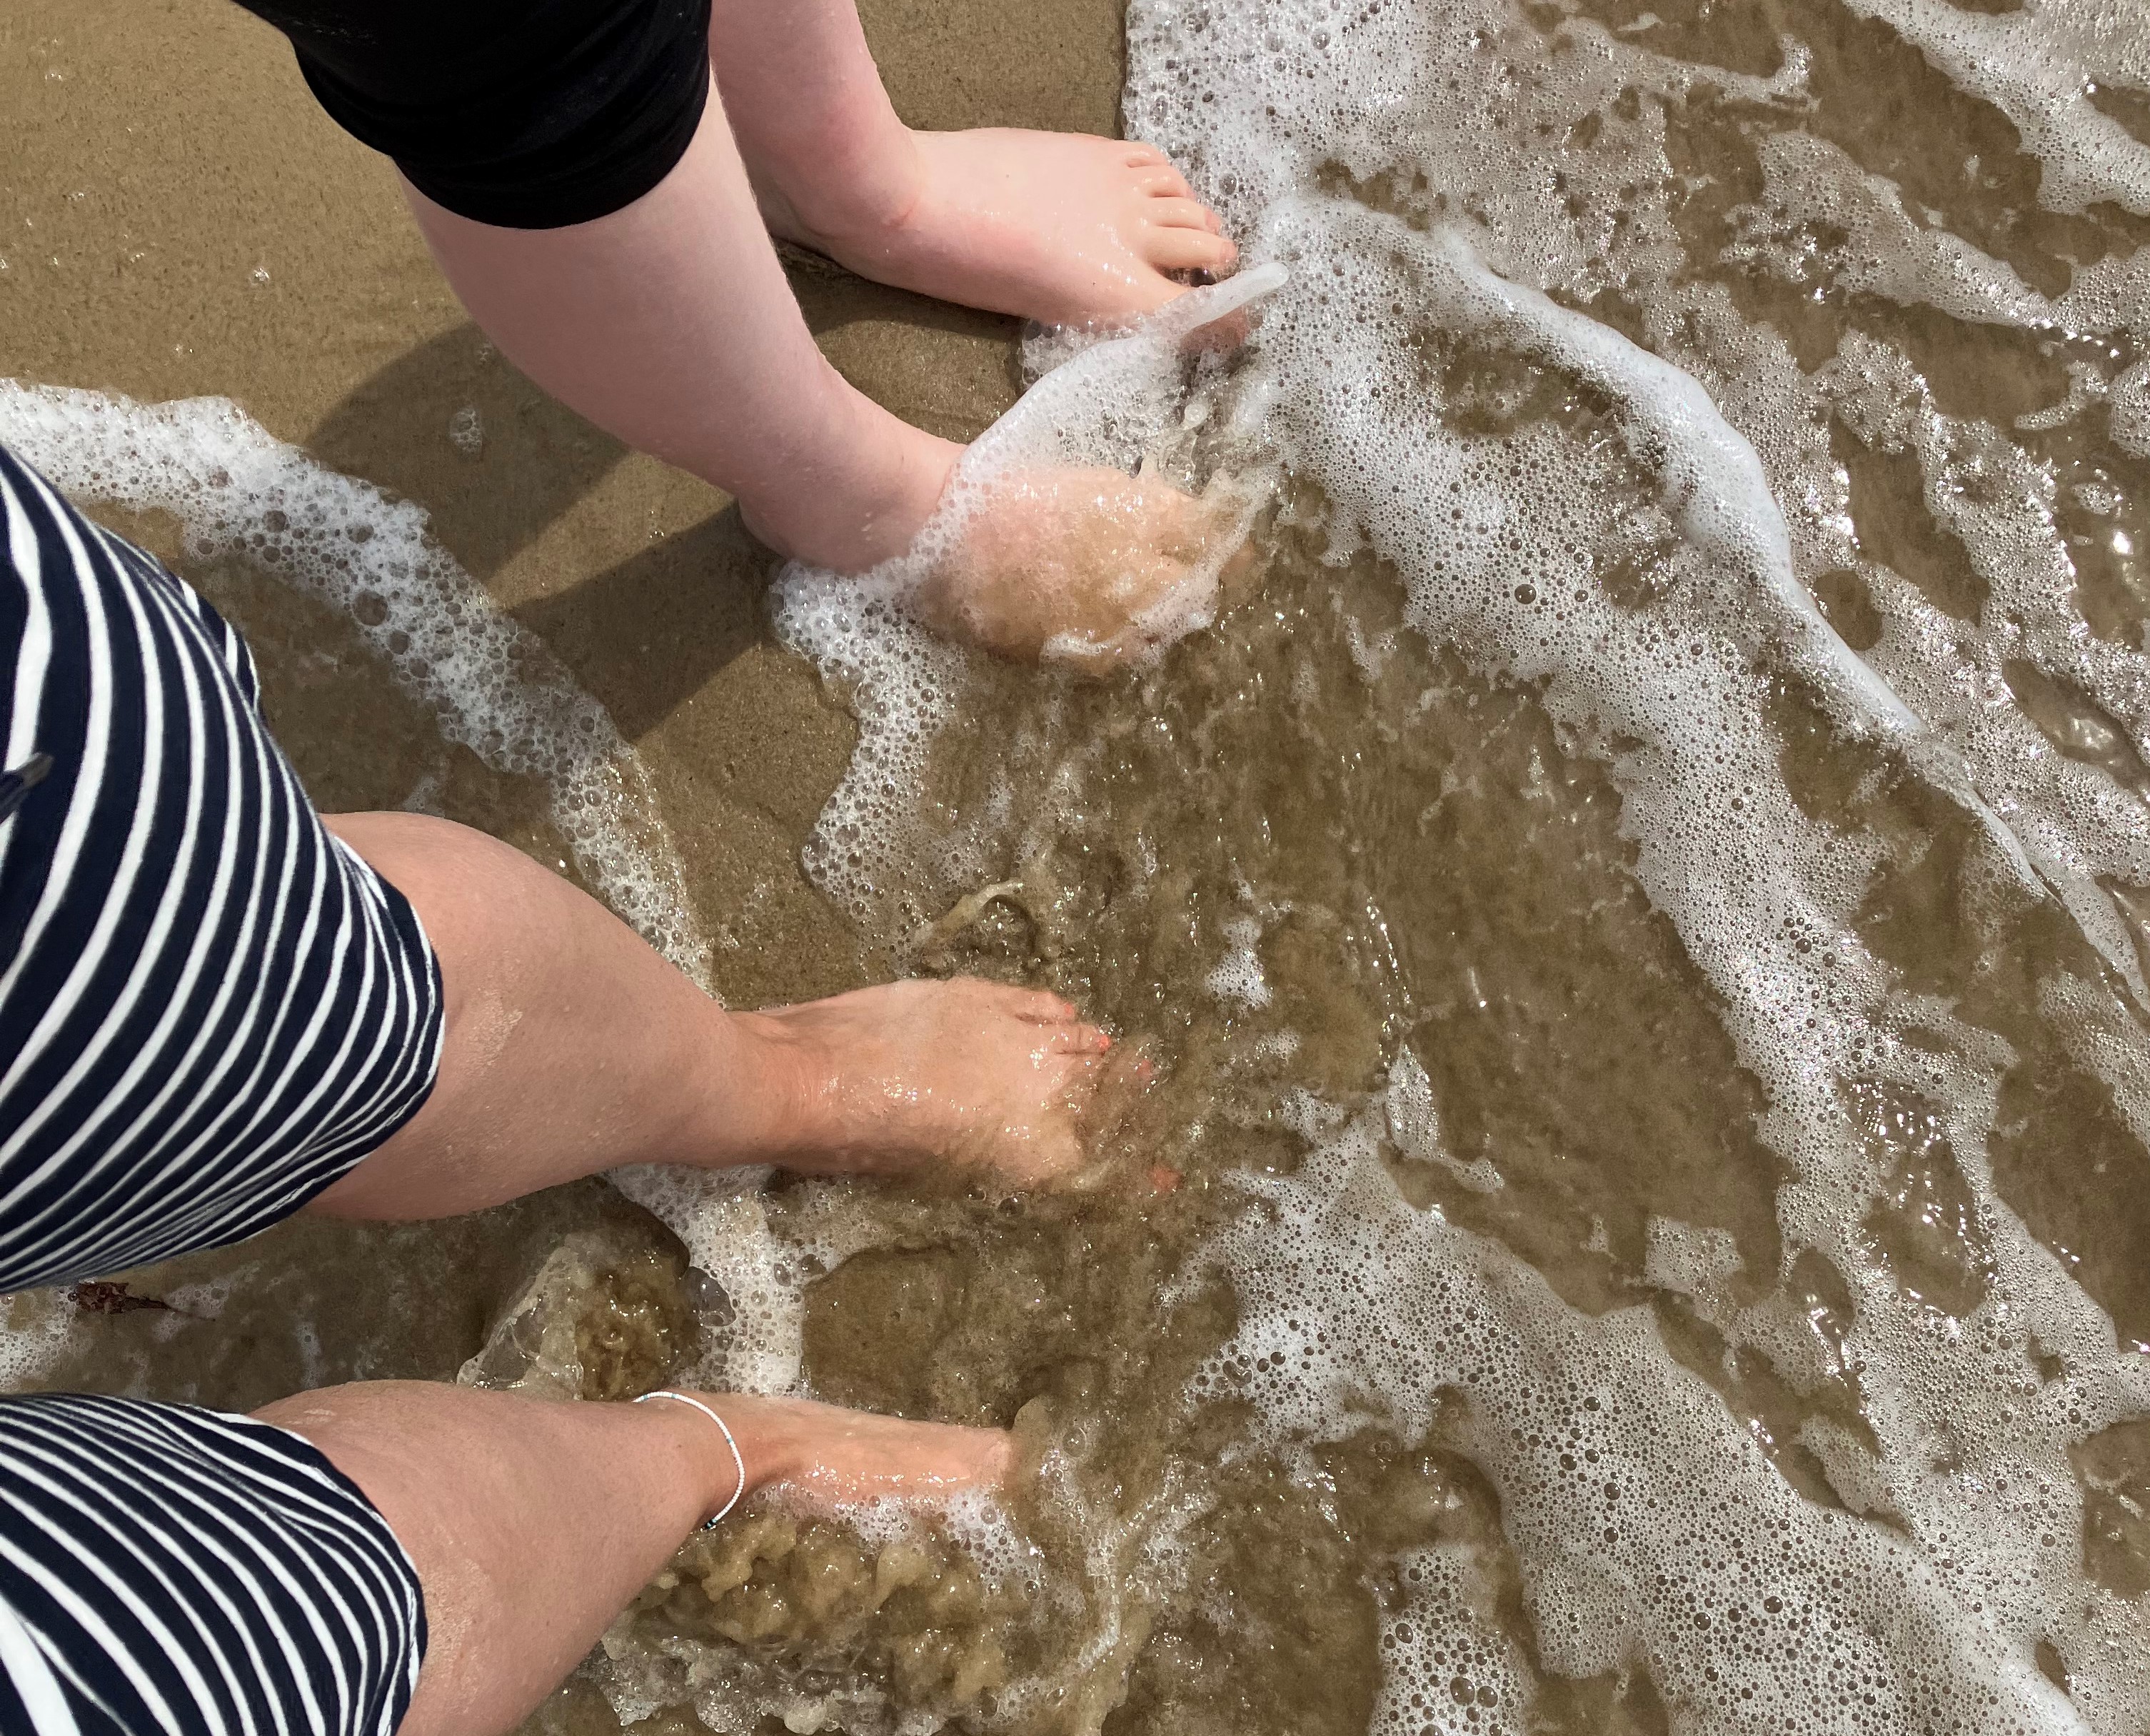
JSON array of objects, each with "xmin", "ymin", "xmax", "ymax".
[{"xmin": 68, "ymin": 1281, "xmax": 171, "ymax": 1315}]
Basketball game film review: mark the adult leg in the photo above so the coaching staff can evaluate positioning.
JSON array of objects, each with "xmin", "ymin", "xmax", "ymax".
[
  {"xmin": 257, "ymin": 1381, "xmax": 1006, "ymax": 1736},
  {"xmin": 305, "ymin": 811, "xmax": 1112, "ymax": 1221},
  {"xmin": 708, "ymin": 0, "xmax": 1237, "ymax": 323}
]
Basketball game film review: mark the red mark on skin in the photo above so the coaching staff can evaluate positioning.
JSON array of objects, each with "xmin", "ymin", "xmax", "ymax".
[{"xmin": 1148, "ymin": 1164, "xmax": 1182, "ymax": 1194}]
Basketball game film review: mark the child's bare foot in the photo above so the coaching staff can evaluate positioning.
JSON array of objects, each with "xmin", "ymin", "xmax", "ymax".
[
  {"xmin": 710, "ymin": 1393, "xmax": 1013, "ymax": 1505},
  {"xmin": 917, "ymin": 468, "xmax": 1255, "ymax": 669},
  {"xmin": 739, "ymin": 978, "xmax": 1112, "ymax": 1184},
  {"xmin": 758, "ymin": 130, "xmax": 1238, "ymax": 325}
]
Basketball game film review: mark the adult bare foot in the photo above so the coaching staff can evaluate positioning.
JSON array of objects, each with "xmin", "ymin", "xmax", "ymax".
[
  {"xmin": 760, "ymin": 131, "xmax": 1239, "ymax": 326},
  {"xmin": 707, "ymin": 1393, "xmax": 1013, "ymax": 1507},
  {"xmin": 915, "ymin": 467, "xmax": 1255, "ymax": 669},
  {"xmin": 738, "ymin": 978, "xmax": 1114, "ymax": 1184}
]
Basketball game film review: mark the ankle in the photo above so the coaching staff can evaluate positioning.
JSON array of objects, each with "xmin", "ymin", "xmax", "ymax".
[
  {"xmin": 721, "ymin": 72, "xmax": 925, "ymax": 248},
  {"xmin": 702, "ymin": 1010, "xmax": 822, "ymax": 1166},
  {"xmin": 738, "ymin": 408, "xmax": 959, "ymax": 573}
]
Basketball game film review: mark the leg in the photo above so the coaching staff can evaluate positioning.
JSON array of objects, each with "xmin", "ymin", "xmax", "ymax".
[
  {"xmin": 710, "ymin": 0, "xmax": 1239, "ymax": 323},
  {"xmin": 257, "ymin": 1382, "xmax": 1007, "ymax": 1736},
  {"xmin": 401, "ymin": 100, "xmax": 956, "ymax": 576},
  {"xmin": 403, "ymin": 88, "xmax": 1245, "ymax": 634},
  {"xmin": 305, "ymin": 811, "xmax": 1115, "ymax": 1221}
]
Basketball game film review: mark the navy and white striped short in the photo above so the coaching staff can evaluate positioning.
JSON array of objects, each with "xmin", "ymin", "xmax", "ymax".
[{"xmin": 0, "ymin": 442, "xmax": 440, "ymax": 1732}]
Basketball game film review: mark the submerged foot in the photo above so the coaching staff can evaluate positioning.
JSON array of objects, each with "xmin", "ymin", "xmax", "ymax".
[
  {"xmin": 760, "ymin": 130, "xmax": 1238, "ymax": 326},
  {"xmin": 741, "ymin": 977, "xmax": 1115, "ymax": 1184},
  {"xmin": 916, "ymin": 466, "xmax": 1255, "ymax": 668},
  {"xmin": 710, "ymin": 1393, "xmax": 1012, "ymax": 1505}
]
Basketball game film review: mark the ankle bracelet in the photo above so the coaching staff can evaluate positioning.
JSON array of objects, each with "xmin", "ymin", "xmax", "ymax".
[{"xmin": 634, "ymin": 1390, "xmax": 747, "ymax": 1530}]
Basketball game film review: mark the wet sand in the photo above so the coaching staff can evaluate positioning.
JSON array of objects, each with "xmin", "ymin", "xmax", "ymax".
[
  {"xmin": 1, "ymin": 0, "xmax": 1117, "ymax": 1004},
  {"xmin": 0, "ymin": 4, "xmax": 1126, "ymax": 1726}
]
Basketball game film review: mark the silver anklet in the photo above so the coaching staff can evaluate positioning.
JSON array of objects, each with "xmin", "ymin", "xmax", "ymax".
[{"xmin": 634, "ymin": 1390, "xmax": 747, "ymax": 1530}]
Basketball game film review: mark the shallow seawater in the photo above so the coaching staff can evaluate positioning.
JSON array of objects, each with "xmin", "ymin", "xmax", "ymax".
[{"xmin": 7, "ymin": 0, "xmax": 2150, "ymax": 1730}]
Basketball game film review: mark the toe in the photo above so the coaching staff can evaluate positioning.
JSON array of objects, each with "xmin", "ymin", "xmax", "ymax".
[
  {"xmin": 994, "ymin": 983, "xmax": 1080, "ymax": 1023},
  {"xmin": 1147, "ymin": 196, "xmax": 1224, "ymax": 233},
  {"xmin": 1132, "ymin": 161, "xmax": 1196, "ymax": 199},
  {"xmin": 1144, "ymin": 226, "xmax": 1240, "ymax": 274},
  {"xmin": 1040, "ymin": 1021, "xmax": 1113, "ymax": 1056}
]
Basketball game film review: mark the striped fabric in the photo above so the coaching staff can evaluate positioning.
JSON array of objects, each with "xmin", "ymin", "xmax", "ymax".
[
  {"xmin": 0, "ymin": 1395, "xmax": 423, "ymax": 1735},
  {"xmin": 0, "ymin": 442, "xmax": 446, "ymax": 1291},
  {"xmin": 0, "ymin": 441, "xmax": 442, "ymax": 1732}
]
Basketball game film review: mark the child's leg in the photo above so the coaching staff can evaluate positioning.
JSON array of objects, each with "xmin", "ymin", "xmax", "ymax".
[
  {"xmin": 710, "ymin": 0, "xmax": 1238, "ymax": 323},
  {"xmin": 405, "ymin": 84, "xmax": 1239, "ymax": 622}
]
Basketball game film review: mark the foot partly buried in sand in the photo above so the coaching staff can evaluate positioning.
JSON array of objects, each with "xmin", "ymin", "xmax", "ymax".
[
  {"xmin": 760, "ymin": 130, "xmax": 1238, "ymax": 325},
  {"xmin": 740, "ymin": 977, "xmax": 1115, "ymax": 1184}
]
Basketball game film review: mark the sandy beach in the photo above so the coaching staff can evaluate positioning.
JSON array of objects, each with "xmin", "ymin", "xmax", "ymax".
[
  {"xmin": 9, "ymin": 0, "xmax": 2150, "ymax": 1729},
  {"xmin": 1, "ymin": 0, "xmax": 1121, "ymax": 1008}
]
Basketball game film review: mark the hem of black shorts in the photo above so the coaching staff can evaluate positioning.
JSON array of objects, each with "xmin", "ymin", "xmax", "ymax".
[{"xmin": 386, "ymin": 62, "xmax": 709, "ymax": 231}]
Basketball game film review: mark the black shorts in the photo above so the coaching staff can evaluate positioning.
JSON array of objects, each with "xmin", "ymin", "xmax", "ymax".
[
  {"xmin": 234, "ymin": 0, "xmax": 714, "ymax": 229},
  {"xmin": 0, "ymin": 443, "xmax": 437, "ymax": 1732}
]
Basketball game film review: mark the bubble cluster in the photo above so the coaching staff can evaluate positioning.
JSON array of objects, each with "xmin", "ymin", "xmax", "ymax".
[
  {"xmin": 1192, "ymin": 1107, "xmax": 2100, "ymax": 1735},
  {"xmin": 608, "ymin": 1165, "xmax": 805, "ymax": 1395},
  {"xmin": 772, "ymin": 270, "xmax": 1285, "ymax": 931},
  {"xmin": 765, "ymin": 0, "xmax": 2150, "ymax": 1723}
]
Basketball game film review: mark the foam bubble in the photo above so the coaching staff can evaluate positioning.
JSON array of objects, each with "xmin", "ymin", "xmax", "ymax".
[{"xmin": 0, "ymin": 381, "xmax": 708, "ymax": 978}]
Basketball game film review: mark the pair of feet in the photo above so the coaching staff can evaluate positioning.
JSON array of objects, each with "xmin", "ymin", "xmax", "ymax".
[{"xmin": 750, "ymin": 123, "xmax": 1256, "ymax": 666}]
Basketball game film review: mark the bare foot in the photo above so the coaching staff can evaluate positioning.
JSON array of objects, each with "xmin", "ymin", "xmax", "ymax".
[
  {"xmin": 915, "ymin": 468, "xmax": 1255, "ymax": 669},
  {"xmin": 711, "ymin": 1393, "xmax": 1013, "ymax": 1507},
  {"xmin": 761, "ymin": 131, "xmax": 1238, "ymax": 325},
  {"xmin": 740, "ymin": 978, "xmax": 1112, "ymax": 1184}
]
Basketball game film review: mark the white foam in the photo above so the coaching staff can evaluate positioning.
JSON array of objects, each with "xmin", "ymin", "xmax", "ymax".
[
  {"xmin": 1205, "ymin": 914, "xmax": 1272, "ymax": 1010},
  {"xmin": 0, "ymin": 382, "xmax": 708, "ymax": 978},
  {"xmin": 773, "ymin": 271, "xmax": 1287, "ymax": 930},
  {"xmin": 1839, "ymin": 0, "xmax": 2150, "ymax": 220},
  {"xmin": 1193, "ymin": 1104, "xmax": 2119, "ymax": 1735},
  {"xmin": 1099, "ymin": 0, "xmax": 2150, "ymax": 1720},
  {"xmin": 608, "ymin": 1165, "xmax": 803, "ymax": 1395}
]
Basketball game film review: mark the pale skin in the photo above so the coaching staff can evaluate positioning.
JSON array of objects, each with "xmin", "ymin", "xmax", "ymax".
[
  {"xmin": 261, "ymin": 811, "xmax": 1108, "ymax": 1736},
  {"xmin": 243, "ymin": 8, "xmax": 1235, "ymax": 1731},
  {"xmin": 403, "ymin": 0, "xmax": 1245, "ymax": 659}
]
